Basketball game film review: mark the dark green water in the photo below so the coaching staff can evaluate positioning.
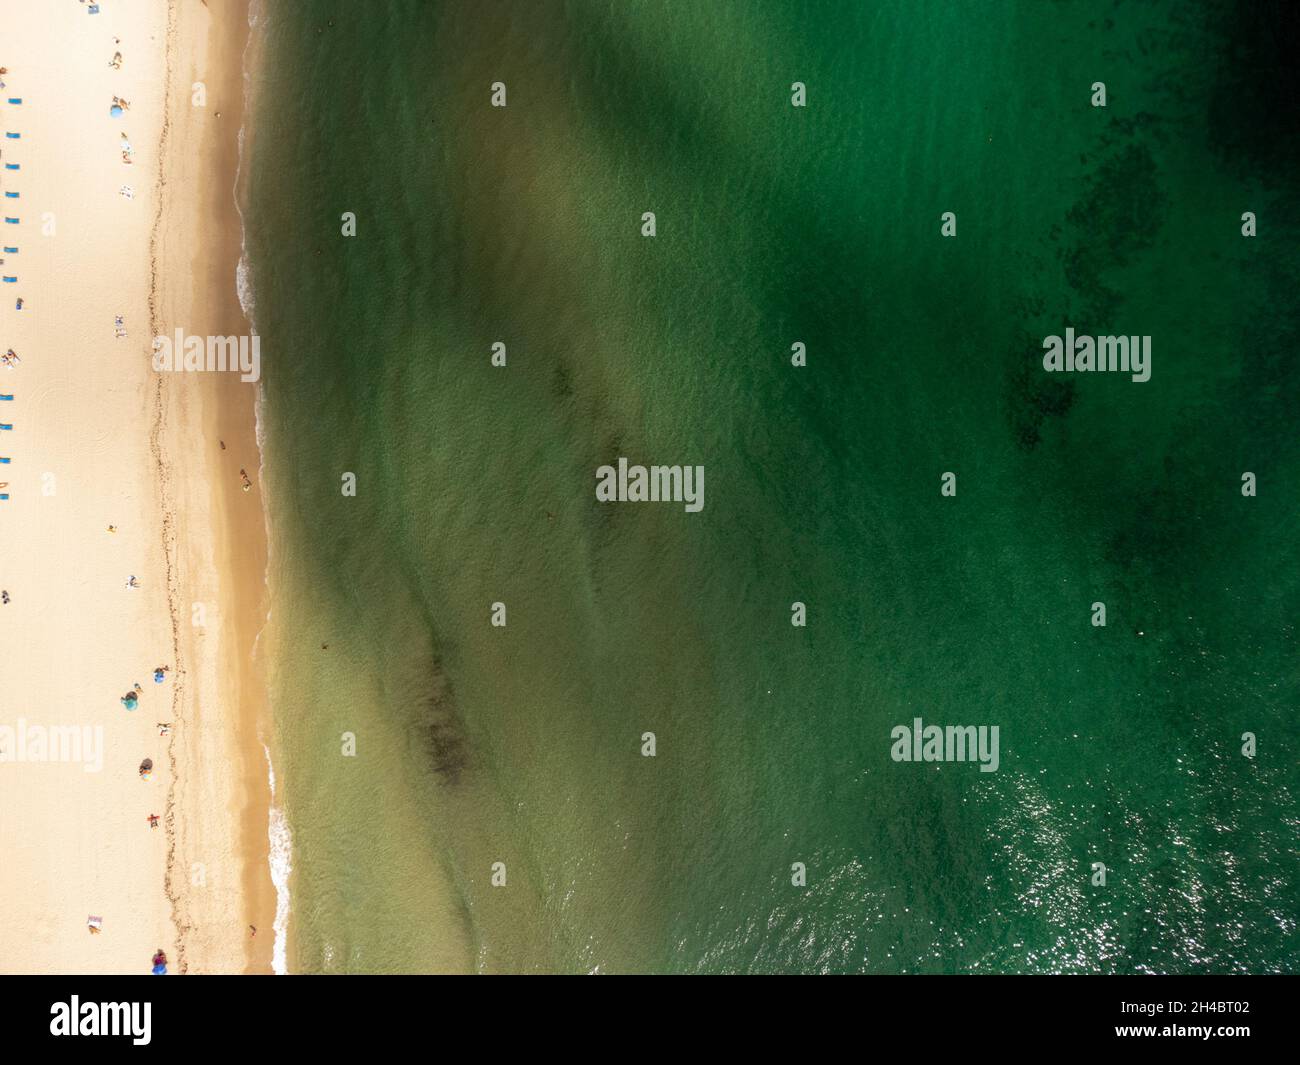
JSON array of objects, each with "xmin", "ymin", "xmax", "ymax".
[{"xmin": 245, "ymin": 0, "xmax": 1299, "ymax": 973}]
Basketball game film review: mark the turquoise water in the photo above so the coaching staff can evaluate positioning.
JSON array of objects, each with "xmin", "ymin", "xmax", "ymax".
[{"xmin": 246, "ymin": 0, "xmax": 1299, "ymax": 972}]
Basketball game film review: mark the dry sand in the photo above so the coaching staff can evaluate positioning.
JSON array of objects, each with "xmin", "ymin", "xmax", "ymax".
[{"xmin": 0, "ymin": 0, "xmax": 273, "ymax": 974}]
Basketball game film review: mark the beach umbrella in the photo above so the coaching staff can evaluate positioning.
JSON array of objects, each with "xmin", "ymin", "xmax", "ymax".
[{"xmin": 109, "ymin": 105, "xmax": 123, "ymax": 118}]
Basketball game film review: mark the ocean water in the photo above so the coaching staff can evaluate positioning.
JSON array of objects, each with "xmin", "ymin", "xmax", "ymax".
[{"xmin": 244, "ymin": 0, "xmax": 1299, "ymax": 973}]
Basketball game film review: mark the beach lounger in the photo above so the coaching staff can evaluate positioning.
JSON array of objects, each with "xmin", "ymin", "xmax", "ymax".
[
  {"xmin": 3, "ymin": 163, "xmax": 18, "ymax": 170},
  {"xmin": 0, "ymin": 395, "xmax": 11, "ymax": 400},
  {"xmin": 6, "ymin": 99, "xmax": 20, "ymax": 106},
  {"xmin": 0, "ymin": 424, "xmax": 12, "ymax": 430},
  {"xmin": 0, "ymin": 456, "xmax": 9, "ymax": 463},
  {"xmin": 3, "ymin": 192, "xmax": 17, "ymax": 199},
  {"xmin": 4, "ymin": 133, "xmax": 18, "ymax": 140},
  {"xmin": 2, "ymin": 277, "xmax": 15, "ymax": 283},
  {"xmin": 4, "ymin": 218, "xmax": 17, "ymax": 224},
  {"xmin": 2, "ymin": 247, "xmax": 15, "ymax": 253}
]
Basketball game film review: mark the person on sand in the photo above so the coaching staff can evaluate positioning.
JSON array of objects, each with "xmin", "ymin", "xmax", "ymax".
[
  {"xmin": 157, "ymin": 722, "xmax": 171, "ymax": 735},
  {"xmin": 126, "ymin": 575, "xmax": 139, "ymax": 588},
  {"xmin": 239, "ymin": 468, "xmax": 252, "ymax": 491},
  {"xmin": 147, "ymin": 814, "xmax": 159, "ymax": 829},
  {"xmin": 151, "ymin": 949, "xmax": 167, "ymax": 975}
]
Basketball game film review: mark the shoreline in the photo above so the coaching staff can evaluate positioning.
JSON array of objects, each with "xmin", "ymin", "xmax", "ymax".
[{"xmin": 154, "ymin": 0, "xmax": 275, "ymax": 973}]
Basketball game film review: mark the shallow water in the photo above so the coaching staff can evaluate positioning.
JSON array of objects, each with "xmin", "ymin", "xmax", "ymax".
[{"xmin": 246, "ymin": 0, "xmax": 1299, "ymax": 973}]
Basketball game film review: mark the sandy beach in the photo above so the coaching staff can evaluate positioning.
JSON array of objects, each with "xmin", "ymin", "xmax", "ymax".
[{"xmin": 0, "ymin": 0, "xmax": 272, "ymax": 974}]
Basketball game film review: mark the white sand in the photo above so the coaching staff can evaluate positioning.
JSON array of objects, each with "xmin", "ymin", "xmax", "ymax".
[{"xmin": 0, "ymin": 0, "xmax": 272, "ymax": 974}]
